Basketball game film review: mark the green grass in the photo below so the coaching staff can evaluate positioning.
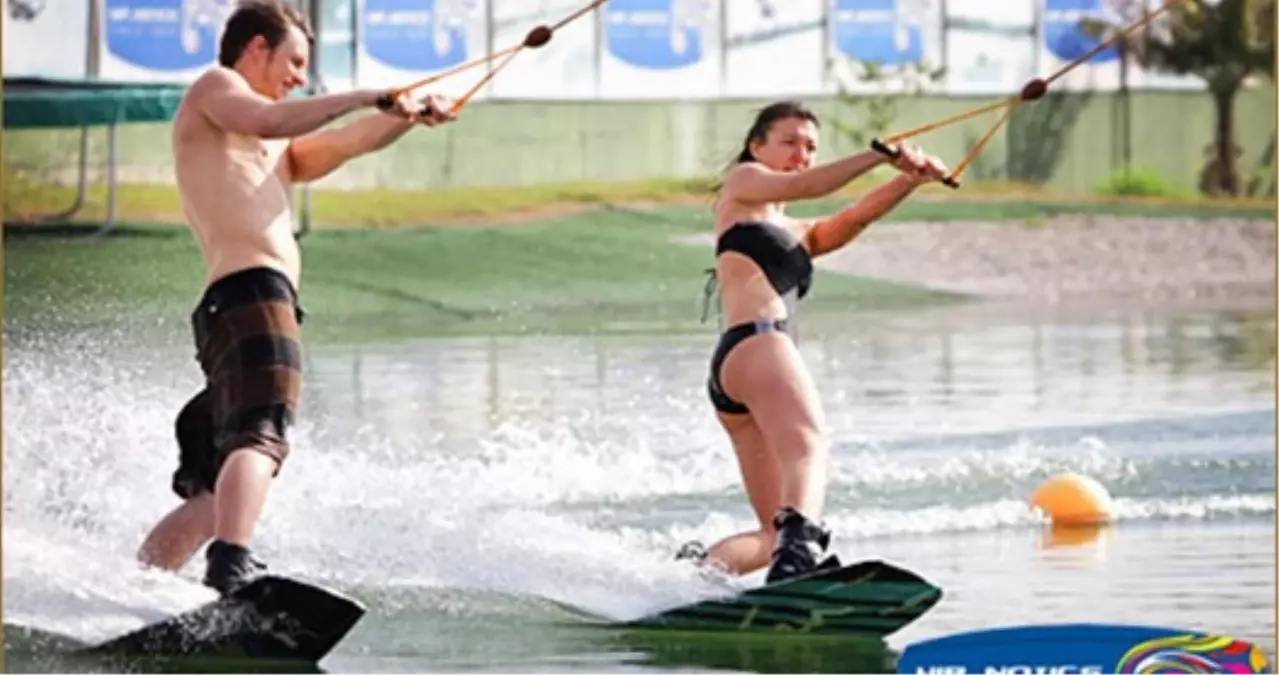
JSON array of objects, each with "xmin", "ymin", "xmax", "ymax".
[
  {"xmin": 6, "ymin": 178, "xmax": 1273, "ymax": 344},
  {"xmin": 2, "ymin": 173, "xmax": 722, "ymax": 228},
  {"xmin": 2, "ymin": 209, "xmax": 956, "ymax": 345},
  {"xmin": 6, "ymin": 171, "xmax": 1274, "ymax": 230},
  {"xmin": 787, "ymin": 194, "xmax": 1277, "ymax": 223}
]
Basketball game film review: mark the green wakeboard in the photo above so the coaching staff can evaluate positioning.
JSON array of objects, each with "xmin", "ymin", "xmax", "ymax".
[{"xmin": 623, "ymin": 559, "xmax": 942, "ymax": 638}]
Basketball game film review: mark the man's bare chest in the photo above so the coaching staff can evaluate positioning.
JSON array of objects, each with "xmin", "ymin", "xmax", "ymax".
[{"xmin": 223, "ymin": 134, "xmax": 290, "ymax": 178}]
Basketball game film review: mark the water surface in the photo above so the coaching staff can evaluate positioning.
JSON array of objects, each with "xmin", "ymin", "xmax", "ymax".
[{"xmin": 4, "ymin": 302, "xmax": 1275, "ymax": 672}]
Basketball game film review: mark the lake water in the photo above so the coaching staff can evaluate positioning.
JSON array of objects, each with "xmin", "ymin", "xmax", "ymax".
[{"xmin": 4, "ymin": 301, "xmax": 1275, "ymax": 673}]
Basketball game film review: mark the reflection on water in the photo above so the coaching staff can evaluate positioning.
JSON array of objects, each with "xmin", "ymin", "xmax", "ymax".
[
  {"xmin": 613, "ymin": 631, "xmax": 894, "ymax": 674},
  {"xmin": 1036, "ymin": 523, "xmax": 1112, "ymax": 549},
  {"xmin": 4, "ymin": 302, "xmax": 1275, "ymax": 675},
  {"xmin": 302, "ymin": 306, "xmax": 1276, "ymax": 454},
  {"xmin": 881, "ymin": 520, "xmax": 1277, "ymax": 654}
]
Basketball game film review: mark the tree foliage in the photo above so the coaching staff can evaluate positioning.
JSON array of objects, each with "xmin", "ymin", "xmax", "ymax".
[
  {"xmin": 1083, "ymin": 0, "xmax": 1276, "ymax": 196},
  {"xmin": 826, "ymin": 58, "xmax": 948, "ymax": 150}
]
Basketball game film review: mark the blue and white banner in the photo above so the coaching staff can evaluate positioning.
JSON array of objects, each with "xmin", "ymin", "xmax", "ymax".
[
  {"xmin": 945, "ymin": 29, "xmax": 1037, "ymax": 95},
  {"xmin": 3, "ymin": 0, "xmax": 91, "ymax": 79},
  {"xmin": 828, "ymin": 0, "xmax": 944, "ymax": 93},
  {"xmin": 1041, "ymin": 0, "xmax": 1122, "ymax": 90},
  {"xmin": 318, "ymin": 0, "xmax": 357, "ymax": 91},
  {"xmin": 942, "ymin": 0, "xmax": 1036, "ymax": 95},
  {"xmin": 98, "ymin": 0, "xmax": 233, "ymax": 82},
  {"xmin": 598, "ymin": 0, "xmax": 722, "ymax": 99},
  {"xmin": 830, "ymin": 0, "xmax": 927, "ymax": 68},
  {"xmin": 721, "ymin": 0, "xmax": 827, "ymax": 97},
  {"xmin": 941, "ymin": 0, "xmax": 1038, "ymax": 96},
  {"xmin": 945, "ymin": 0, "xmax": 1035, "ymax": 30},
  {"xmin": 486, "ymin": 0, "xmax": 599, "ymax": 100},
  {"xmin": 356, "ymin": 0, "xmax": 488, "ymax": 96}
]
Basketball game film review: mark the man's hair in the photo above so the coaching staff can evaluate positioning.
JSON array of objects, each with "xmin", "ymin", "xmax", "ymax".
[{"xmin": 218, "ymin": 0, "xmax": 315, "ymax": 68}]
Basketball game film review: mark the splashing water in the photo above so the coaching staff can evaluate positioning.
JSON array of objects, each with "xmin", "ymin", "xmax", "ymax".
[{"xmin": 5, "ymin": 307, "xmax": 1274, "ymax": 667}]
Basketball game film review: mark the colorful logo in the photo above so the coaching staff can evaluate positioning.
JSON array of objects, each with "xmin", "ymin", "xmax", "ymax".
[
  {"xmin": 897, "ymin": 623, "xmax": 1271, "ymax": 675},
  {"xmin": 1116, "ymin": 633, "xmax": 1269, "ymax": 674}
]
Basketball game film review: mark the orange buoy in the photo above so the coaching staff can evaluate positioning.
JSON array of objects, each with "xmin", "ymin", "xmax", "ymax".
[{"xmin": 1029, "ymin": 472, "xmax": 1115, "ymax": 526}]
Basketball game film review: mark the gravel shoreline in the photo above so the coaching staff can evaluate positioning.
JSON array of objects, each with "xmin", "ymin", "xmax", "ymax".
[{"xmin": 680, "ymin": 215, "xmax": 1277, "ymax": 311}]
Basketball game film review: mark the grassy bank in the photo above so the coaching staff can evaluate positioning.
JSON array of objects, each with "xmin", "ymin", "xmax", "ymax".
[
  {"xmin": 3, "ymin": 208, "xmax": 958, "ymax": 345},
  {"xmin": 5, "ymin": 172, "xmax": 1275, "ymax": 229},
  {"xmin": 6, "ymin": 184, "xmax": 1274, "ymax": 345}
]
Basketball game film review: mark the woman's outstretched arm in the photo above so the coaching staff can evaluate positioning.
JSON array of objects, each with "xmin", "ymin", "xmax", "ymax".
[
  {"xmin": 723, "ymin": 150, "xmax": 890, "ymax": 205},
  {"xmin": 802, "ymin": 147, "xmax": 949, "ymax": 257}
]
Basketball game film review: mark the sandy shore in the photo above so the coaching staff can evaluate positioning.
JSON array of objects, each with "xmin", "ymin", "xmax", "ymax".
[{"xmin": 681, "ymin": 215, "xmax": 1277, "ymax": 311}]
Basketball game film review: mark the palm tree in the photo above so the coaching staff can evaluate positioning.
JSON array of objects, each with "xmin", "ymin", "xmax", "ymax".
[{"xmin": 1084, "ymin": 0, "xmax": 1275, "ymax": 196}]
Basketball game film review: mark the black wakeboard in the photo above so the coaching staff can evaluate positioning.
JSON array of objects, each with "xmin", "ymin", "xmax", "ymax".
[
  {"xmin": 3, "ymin": 623, "xmax": 92, "ymax": 652},
  {"xmin": 77, "ymin": 575, "xmax": 365, "ymax": 667},
  {"xmin": 623, "ymin": 559, "xmax": 942, "ymax": 638}
]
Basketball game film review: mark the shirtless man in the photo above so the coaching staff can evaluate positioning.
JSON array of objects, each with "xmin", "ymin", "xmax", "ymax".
[{"xmin": 136, "ymin": 0, "xmax": 457, "ymax": 596}]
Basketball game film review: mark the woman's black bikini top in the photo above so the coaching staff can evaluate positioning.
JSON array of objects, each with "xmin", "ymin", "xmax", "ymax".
[{"xmin": 701, "ymin": 220, "xmax": 814, "ymax": 322}]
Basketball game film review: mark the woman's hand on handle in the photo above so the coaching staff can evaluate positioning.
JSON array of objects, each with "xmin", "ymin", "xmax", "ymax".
[{"xmin": 891, "ymin": 143, "xmax": 950, "ymax": 186}]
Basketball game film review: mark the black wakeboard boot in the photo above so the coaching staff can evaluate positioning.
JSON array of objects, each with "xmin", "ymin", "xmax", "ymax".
[
  {"xmin": 203, "ymin": 539, "xmax": 268, "ymax": 597},
  {"xmin": 765, "ymin": 506, "xmax": 842, "ymax": 585}
]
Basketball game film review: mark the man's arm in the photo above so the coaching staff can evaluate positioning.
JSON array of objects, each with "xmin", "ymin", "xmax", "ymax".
[
  {"xmin": 802, "ymin": 175, "xmax": 920, "ymax": 257},
  {"xmin": 287, "ymin": 113, "xmax": 415, "ymax": 183},
  {"xmin": 723, "ymin": 150, "xmax": 889, "ymax": 205},
  {"xmin": 195, "ymin": 68, "xmax": 382, "ymax": 139},
  {"xmin": 287, "ymin": 92, "xmax": 457, "ymax": 182}
]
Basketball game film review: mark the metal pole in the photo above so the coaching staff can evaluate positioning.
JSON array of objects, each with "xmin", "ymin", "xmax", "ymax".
[
  {"xmin": 719, "ymin": 0, "xmax": 727, "ymax": 96},
  {"xmin": 87, "ymin": 0, "xmax": 101, "ymax": 78},
  {"xmin": 593, "ymin": 0, "xmax": 603, "ymax": 97},
  {"xmin": 294, "ymin": 0, "xmax": 324, "ymax": 240},
  {"xmin": 307, "ymin": 0, "xmax": 323, "ymax": 89},
  {"xmin": 1031, "ymin": 0, "xmax": 1043, "ymax": 82},
  {"xmin": 353, "ymin": 0, "xmax": 362, "ymax": 88},
  {"xmin": 938, "ymin": 0, "xmax": 949, "ymax": 81},
  {"xmin": 821, "ymin": 0, "xmax": 832, "ymax": 91},
  {"xmin": 485, "ymin": 0, "xmax": 495, "ymax": 78}
]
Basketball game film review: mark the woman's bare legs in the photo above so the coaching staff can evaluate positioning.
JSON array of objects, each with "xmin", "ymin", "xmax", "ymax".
[
  {"xmin": 704, "ymin": 412, "xmax": 783, "ymax": 575},
  {"xmin": 721, "ymin": 332, "xmax": 830, "ymax": 519},
  {"xmin": 702, "ymin": 331, "xmax": 833, "ymax": 578}
]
